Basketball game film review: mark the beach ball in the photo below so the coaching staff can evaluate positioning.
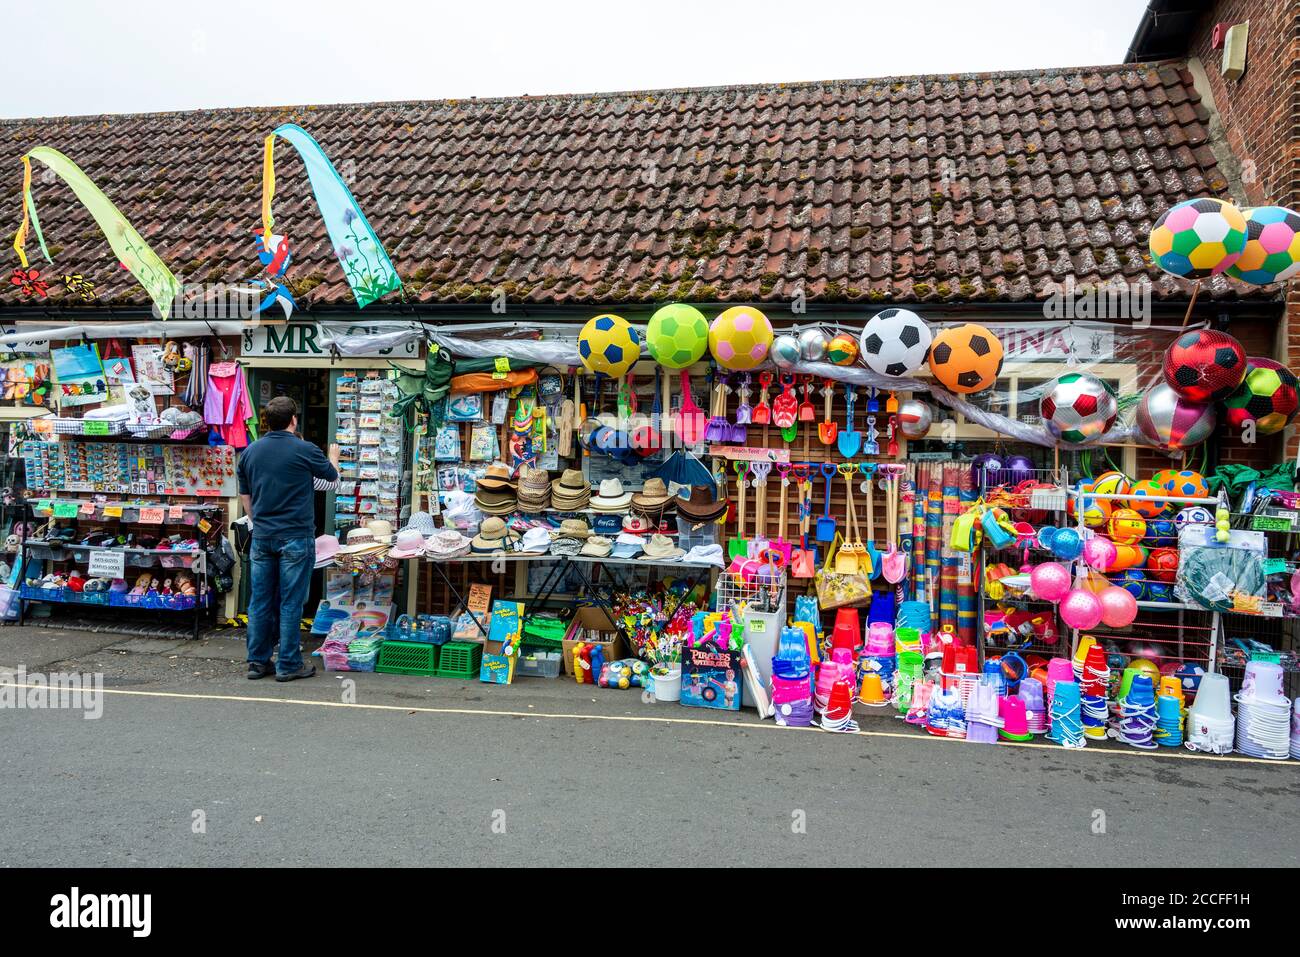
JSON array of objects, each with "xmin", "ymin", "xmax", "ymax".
[
  {"xmin": 1109, "ymin": 543, "xmax": 1147, "ymax": 572},
  {"xmin": 1108, "ymin": 508, "xmax": 1146, "ymax": 545},
  {"xmin": 1061, "ymin": 588, "xmax": 1104, "ymax": 630},
  {"xmin": 897, "ymin": 399, "xmax": 932, "ymax": 439},
  {"xmin": 1040, "ymin": 372, "xmax": 1118, "ymax": 444},
  {"xmin": 1145, "ymin": 581, "xmax": 1173, "ymax": 602},
  {"xmin": 1116, "ymin": 568, "xmax": 1147, "ymax": 600},
  {"xmin": 1099, "ymin": 586, "xmax": 1139, "ymax": 628},
  {"xmin": 1175, "ymin": 661, "xmax": 1206, "ymax": 696},
  {"xmin": 825, "ymin": 332, "xmax": 859, "ymax": 366},
  {"xmin": 1145, "ymin": 518, "xmax": 1177, "ymax": 545},
  {"xmin": 770, "ymin": 334, "xmax": 803, "ymax": 370},
  {"xmin": 1126, "ymin": 478, "xmax": 1168, "ymax": 519},
  {"xmin": 709, "ymin": 307, "xmax": 773, "ymax": 371},
  {"xmin": 1030, "ymin": 562, "xmax": 1072, "ymax": 603},
  {"xmin": 645, "ymin": 304, "xmax": 708, "ymax": 369},
  {"xmin": 1051, "ymin": 527, "xmax": 1083, "ymax": 560},
  {"xmin": 1136, "ymin": 383, "xmax": 1216, "ymax": 450},
  {"xmin": 1147, "ymin": 546, "xmax": 1180, "ymax": 583},
  {"xmin": 1226, "ymin": 206, "xmax": 1300, "ymax": 285},
  {"xmin": 1129, "ymin": 657, "xmax": 1161, "ymax": 684},
  {"xmin": 928, "ymin": 323, "xmax": 1003, "ymax": 394},
  {"xmin": 579, "ymin": 314, "xmax": 641, "ymax": 377},
  {"xmin": 1174, "ymin": 505, "xmax": 1214, "ymax": 528},
  {"xmin": 1148, "ymin": 197, "xmax": 1247, "ymax": 279},
  {"xmin": 1001, "ymin": 453, "xmax": 1035, "ymax": 487},
  {"xmin": 798, "ymin": 327, "xmax": 829, "ymax": 362},
  {"xmin": 1083, "ymin": 536, "xmax": 1117, "ymax": 571},
  {"xmin": 970, "ymin": 453, "xmax": 1003, "ymax": 489},
  {"xmin": 1224, "ymin": 357, "xmax": 1300, "ymax": 436},
  {"xmin": 859, "ymin": 308, "xmax": 932, "ymax": 377},
  {"xmin": 1162, "ymin": 329, "xmax": 1247, "ymax": 403}
]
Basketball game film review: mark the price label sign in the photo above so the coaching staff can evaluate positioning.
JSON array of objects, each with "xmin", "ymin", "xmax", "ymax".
[
  {"xmin": 168, "ymin": 506, "xmax": 185, "ymax": 521},
  {"xmin": 1251, "ymin": 515, "xmax": 1291, "ymax": 532},
  {"xmin": 87, "ymin": 549, "xmax": 126, "ymax": 579},
  {"xmin": 138, "ymin": 507, "xmax": 166, "ymax": 524},
  {"xmin": 102, "ymin": 506, "xmax": 123, "ymax": 518},
  {"xmin": 52, "ymin": 501, "xmax": 81, "ymax": 519},
  {"xmin": 82, "ymin": 421, "xmax": 110, "ymax": 436}
]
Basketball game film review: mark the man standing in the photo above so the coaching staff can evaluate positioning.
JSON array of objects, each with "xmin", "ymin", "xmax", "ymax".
[{"xmin": 237, "ymin": 395, "xmax": 339, "ymax": 681}]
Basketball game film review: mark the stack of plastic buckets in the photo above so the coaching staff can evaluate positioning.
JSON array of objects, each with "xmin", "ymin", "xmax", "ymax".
[
  {"xmin": 997, "ymin": 695, "xmax": 1032, "ymax": 742},
  {"xmin": 1044, "ymin": 657, "xmax": 1075, "ymax": 734},
  {"xmin": 894, "ymin": 627, "xmax": 924, "ymax": 713},
  {"xmin": 1048, "ymin": 679, "xmax": 1085, "ymax": 748},
  {"xmin": 966, "ymin": 677, "xmax": 1001, "ymax": 743},
  {"xmin": 859, "ymin": 622, "xmax": 896, "ymax": 704},
  {"xmin": 1019, "ymin": 677, "xmax": 1048, "ymax": 734},
  {"xmin": 1079, "ymin": 645, "xmax": 1110, "ymax": 741},
  {"xmin": 1112, "ymin": 673, "xmax": 1158, "ymax": 750},
  {"xmin": 1290, "ymin": 699, "xmax": 1300, "ymax": 760},
  {"xmin": 1154, "ymin": 694, "xmax": 1184, "ymax": 748},
  {"xmin": 771, "ymin": 626, "xmax": 815, "ymax": 728},
  {"xmin": 942, "ymin": 643, "xmax": 980, "ymax": 708},
  {"xmin": 1234, "ymin": 660, "xmax": 1290, "ymax": 760},
  {"xmin": 1184, "ymin": 672, "xmax": 1234, "ymax": 754}
]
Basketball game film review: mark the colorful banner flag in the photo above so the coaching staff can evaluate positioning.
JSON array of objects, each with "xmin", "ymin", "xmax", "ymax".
[
  {"xmin": 13, "ymin": 147, "xmax": 179, "ymax": 318},
  {"xmin": 261, "ymin": 124, "xmax": 401, "ymax": 309}
]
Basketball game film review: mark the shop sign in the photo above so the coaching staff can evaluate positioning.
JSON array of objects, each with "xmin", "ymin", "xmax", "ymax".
[
  {"xmin": 87, "ymin": 550, "xmax": 126, "ymax": 579},
  {"xmin": 995, "ymin": 324, "xmax": 1115, "ymax": 362},
  {"xmin": 240, "ymin": 323, "xmax": 418, "ymax": 359}
]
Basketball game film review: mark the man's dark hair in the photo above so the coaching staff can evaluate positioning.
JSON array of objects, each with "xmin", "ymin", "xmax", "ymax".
[{"xmin": 265, "ymin": 395, "xmax": 299, "ymax": 432}]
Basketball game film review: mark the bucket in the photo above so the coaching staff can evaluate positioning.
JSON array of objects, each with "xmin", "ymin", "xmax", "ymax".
[
  {"xmin": 651, "ymin": 665, "xmax": 681, "ymax": 702},
  {"xmin": 1187, "ymin": 671, "xmax": 1232, "ymax": 724}
]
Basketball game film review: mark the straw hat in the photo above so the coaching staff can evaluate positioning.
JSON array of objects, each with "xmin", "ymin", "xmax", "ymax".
[
  {"xmin": 580, "ymin": 535, "xmax": 613, "ymax": 558},
  {"xmin": 424, "ymin": 529, "xmax": 471, "ymax": 558},
  {"xmin": 676, "ymin": 484, "xmax": 728, "ymax": 523},
  {"xmin": 631, "ymin": 478, "xmax": 674, "ymax": 511},
  {"xmin": 471, "ymin": 516, "xmax": 519, "ymax": 553},
  {"xmin": 475, "ymin": 482, "xmax": 518, "ymax": 515},
  {"xmin": 339, "ymin": 527, "xmax": 386, "ymax": 555},
  {"xmin": 365, "ymin": 519, "xmax": 395, "ymax": 544},
  {"xmin": 642, "ymin": 533, "xmax": 684, "ymax": 561},
  {"xmin": 550, "ymin": 469, "xmax": 590, "ymax": 508},
  {"xmin": 550, "ymin": 518, "xmax": 592, "ymax": 540},
  {"xmin": 477, "ymin": 462, "xmax": 517, "ymax": 492},
  {"xmin": 591, "ymin": 478, "xmax": 633, "ymax": 512},
  {"xmin": 517, "ymin": 466, "xmax": 552, "ymax": 508}
]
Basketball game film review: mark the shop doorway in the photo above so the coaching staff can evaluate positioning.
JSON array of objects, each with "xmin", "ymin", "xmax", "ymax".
[{"xmin": 238, "ymin": 367, "xmax": 333, "ymax": 614}]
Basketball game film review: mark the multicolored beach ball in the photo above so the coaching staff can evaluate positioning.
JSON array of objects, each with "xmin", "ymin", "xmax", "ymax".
[
  {"xmin": 709, "ymin": 307, "xmax": 773, "ymax": 371},
  {"xmin": 1226, "ymin": 206, "xmax": 1300, "ymax": 286},
  {"xmin": 646, "ymin": 304, "xmax": 709, "ymax": 369},
  {"xmin": 579, "ymin": 314, "xmax": 641, "ymax": 377},
  {"xmin": 825, "ymin": 332, "xmax": 860, "ymax": 366},
  {"xmin": 1136, "ymin": 383, "xmax": 1216, "ymax": 450},
  {"xmin": 1224, "ymin": 357, "xmax": 1300, "ymax": 436},
  {"xmin": 1148, "ymin": 198, "xmax": 1247, "ymax": 279},
  {"xmin": 1162, "ymin": 329, "xmax": 1247, "ymax": 403}
]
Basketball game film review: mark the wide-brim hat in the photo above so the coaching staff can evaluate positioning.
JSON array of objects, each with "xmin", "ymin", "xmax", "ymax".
[
  {"xmin": 339, "ymin": 528, "xmax": 385, "ymax": 554},
  {"xmin": 471, "ymin": 517, "xmax": 520, "ymax": 552},
  {"xmin": 388, "ymin": 529, "xmax": 428, "ymax": 559},
  {"xmin": 677, "ymin": 484, "xmax": 728, "ymax": 522},
  {"xmin": 551, "ymin": 519, "xmax": 592, "ymax": 539},
  {"xmin": 365, "ymin": 520, "xmax": 395, "ymax": 544},
  {"xmin": 631, "ymin": 478, "xmax": 674, "ymax": 510},
  {"xmin": 580, "ymin": 535, "xmax": 613, "ymax": 557},
  {"xmin": 400, "ymin": 511, "xmax": 437, "ymax": 537},
  {"xmin": 552, "ymin": 468, "xmax": 588, "ymax": 494},
  {"xmin": 477, "ymin": 462, "xmax": 517, "ymax": 492},
  {"xmin": 424, "ymin": 529, "xmax": 471, "ymax": 558},
  {"xmin": 642, "ymin": 533, "xmax": 684, "ymax": 560},
  {"xmin": 314, "ymin": 534, "xmax": 340, "ymax": 568},
  {"xmin": 519, "ymin": 467, "xmax": 552, "ymax": 493}
]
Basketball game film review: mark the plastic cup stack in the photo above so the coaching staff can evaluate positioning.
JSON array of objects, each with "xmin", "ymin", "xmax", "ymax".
[
  {"xmin": 1234, "ymin": 669, "xmax": 1291, "ymax": 760},
  {"xmin": 1290, "ymin": 700, "xmax": 1300, "ymax": 761},
  {"xmin": 1154, "ymin": 694, "xmax": 1184, "ymax": 748},
  {"xmin": 1184, "ymin": 672, "xmax": 1235, "ymax": 755},
  {"xmin": 1111, "ymin": 674, "xmax": 1158, "ymax": 750},
  {"xmin": 1048, "ymin": 679, "xmax": 1085, "ymax": 748},
  {"xmin": 1018, "ymin": 677, "xmax": 1048, "ymax": 734},
  {"xmin": 965, "ymin": 677, "xmax": 1002, "ymax": 744}
]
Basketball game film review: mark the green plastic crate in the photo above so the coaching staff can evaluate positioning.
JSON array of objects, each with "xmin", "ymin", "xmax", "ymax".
[
  {"xmin": 436, "ymin": 641, "xmax": 482, "ymax": 679},
  {"xmin": 376, "ymin": 640, "xmax": 439, "ymax": 676}
]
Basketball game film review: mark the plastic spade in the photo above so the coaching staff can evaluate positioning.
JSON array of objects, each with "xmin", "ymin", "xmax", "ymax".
[
  {"xmin": 815, "ymin": 462, "xmax": 838, "ymax": 542},
  {"xmin": 749, "ymin": 461, "xmax": 771, "ymax": 556},
  {"xmin": 677, "ymin": 369, "xmax": 706, "ymax": 445},
  {"xmin": 863, "ymin": 414, "xmax": 880, "ymax": 455},
  {"xmin": 751, "ymin": 372, "xmax": 772, "ymax": 425},
  {"xmin": 817, "ymin": 378, "xmax": 838, "ymax": 445},
  {"xmin": 774, "ymin": 374, "xmax": 798, "ymax": 444},
  {"xmin": 734, "ymin": 373, "xmax": 753, "ymax": 424},
  {"xmin": 798, "ymin": 376, "xmax": 817, "ymax": 421},
  {"xmin": 837, "ymin": 384, "xmax": 861, "ymax": 457}
]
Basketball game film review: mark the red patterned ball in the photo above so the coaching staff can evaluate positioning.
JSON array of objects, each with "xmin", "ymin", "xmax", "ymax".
[{"xmin": 1162, "ymin": 329, "xmax": 1247, "ymax": 403}]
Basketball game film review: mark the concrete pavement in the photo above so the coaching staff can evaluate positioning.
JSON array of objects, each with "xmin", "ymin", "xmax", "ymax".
[{"xmin": 1, "ymin": 626, "xmax": 1297, "ymax": 867}]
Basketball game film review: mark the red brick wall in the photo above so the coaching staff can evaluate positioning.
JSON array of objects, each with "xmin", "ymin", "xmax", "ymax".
[{"xmin": 1187, "ymin": 0, "xmax": 1300, "ymax": 465}]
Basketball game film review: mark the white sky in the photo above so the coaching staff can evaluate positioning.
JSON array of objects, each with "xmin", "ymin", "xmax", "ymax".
[{"xmin": 2, "ymin": 0, "xmax": 1149, "ymax": 119}]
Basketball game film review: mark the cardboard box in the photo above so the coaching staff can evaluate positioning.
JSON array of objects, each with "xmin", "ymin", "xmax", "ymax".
[{"xmin": 561, "ymin": 606, "xmax": 626, "ymax": 678}]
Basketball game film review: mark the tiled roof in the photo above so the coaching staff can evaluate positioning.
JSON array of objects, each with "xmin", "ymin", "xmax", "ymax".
[{"xmin": 0, "ymin": 61, "xmax": 1266, "ymax": 312}]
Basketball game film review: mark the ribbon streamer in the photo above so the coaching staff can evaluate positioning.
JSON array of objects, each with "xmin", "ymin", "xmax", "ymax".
[
  {"xmin": 13, "ymin": 147, "xmax": 179, "ymax": 319},
  {"xmin": 261, "ymin": 124, "xmax": 401, "ymax": 309}
]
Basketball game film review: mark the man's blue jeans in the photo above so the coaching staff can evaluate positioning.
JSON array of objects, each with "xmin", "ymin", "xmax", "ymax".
[{"xmin": 247, "ymin": 535, "xmax": 315, "ymax": 675}]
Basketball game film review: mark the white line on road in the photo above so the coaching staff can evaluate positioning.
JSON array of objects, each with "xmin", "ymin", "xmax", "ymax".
[{"xmin": 8, "ymin": 683, "xmax": 1295, "ymax": 768}]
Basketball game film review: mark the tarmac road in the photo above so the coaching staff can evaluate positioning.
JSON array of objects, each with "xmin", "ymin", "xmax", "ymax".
[{"xmin": 1, "ymin": 625, "xmax": 1298, "ymax": 867}]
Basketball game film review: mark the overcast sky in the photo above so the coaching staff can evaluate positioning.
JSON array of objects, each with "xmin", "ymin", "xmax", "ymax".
[{"xmin": 2, "ymin": 0, "xmax": 1148, "ymax": 119}]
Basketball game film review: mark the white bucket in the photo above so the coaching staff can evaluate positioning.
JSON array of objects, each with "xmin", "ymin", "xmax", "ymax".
[{"xmin": 651, "ymin": 666, "xmax": 681, "ymax": 703}]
